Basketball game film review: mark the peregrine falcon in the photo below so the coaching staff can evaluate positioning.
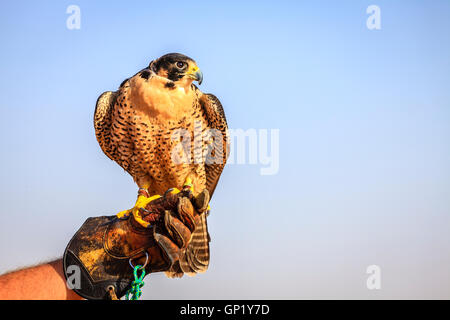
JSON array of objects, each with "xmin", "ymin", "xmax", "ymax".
[{"xmin": 93, "ymin": 53, "xmax": 229, "ymax": 275}]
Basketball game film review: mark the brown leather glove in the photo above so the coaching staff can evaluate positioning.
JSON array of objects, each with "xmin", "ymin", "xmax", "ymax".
[{"xmin": 63, "ymin": 188, "xmax": 210, "ymax": 300}]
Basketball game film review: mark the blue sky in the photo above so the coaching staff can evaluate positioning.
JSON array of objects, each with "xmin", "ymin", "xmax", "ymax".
[{"xmin": 0, "ymin": 0, "xmax": 449, "ymax": 298}]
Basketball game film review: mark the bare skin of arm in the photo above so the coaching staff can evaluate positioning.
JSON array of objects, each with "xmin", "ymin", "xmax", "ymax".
[{"xmin": 0, "ymin": 259, "xmax": 83, "ymax": 300}]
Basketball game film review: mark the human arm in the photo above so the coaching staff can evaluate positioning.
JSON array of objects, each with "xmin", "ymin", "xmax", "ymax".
[{"xmin": 0, "ymin": 259, "xmax": 83, "ymax": 300}]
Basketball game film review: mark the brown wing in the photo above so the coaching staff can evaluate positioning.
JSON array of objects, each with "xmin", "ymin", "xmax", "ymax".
[
  {"xmin": 199, "ymin": 93, "xmax": 229, "ymax": 198},
  {"xmin": 93, "ymin": 79, "xmax": 136, "ymax": 177},
  {"xmin": 94, "ymin": 91, "xmax": 118, "ymax": 162}
]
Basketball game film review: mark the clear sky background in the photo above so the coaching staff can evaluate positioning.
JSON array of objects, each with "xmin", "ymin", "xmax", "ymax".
[{"xmin": 0, "ymin": 0, "xmax": 449, "ymax": 299}]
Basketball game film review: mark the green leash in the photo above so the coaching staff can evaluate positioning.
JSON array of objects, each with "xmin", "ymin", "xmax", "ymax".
[{"xmin": 125, "ymin": 265, "xmax": 146, "ymax": 300}]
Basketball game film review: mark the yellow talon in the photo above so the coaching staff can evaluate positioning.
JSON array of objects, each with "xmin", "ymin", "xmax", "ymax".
[
  {"xmin": 117, "ymin": 209, "xmax": 132, "ymax": 219},
  {"xmin": 116, "ymin": 194, "xmax": 162, "ymax": 228},
  {"xmin": 132, "ymin": 207, "xmax": 151, "ymax": 228},
  {"xmin": 183, "ymin": 177, "xmax": 194, "ymax": 192},
  {"xmin": 116, "ymin": 178, "xmax": 198, "ymax": 228}
]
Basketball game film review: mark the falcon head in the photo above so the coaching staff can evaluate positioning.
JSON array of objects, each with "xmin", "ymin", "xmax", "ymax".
[{"xmin": 150, "ymin": 53, "xmax": 203, "ymax": 86}]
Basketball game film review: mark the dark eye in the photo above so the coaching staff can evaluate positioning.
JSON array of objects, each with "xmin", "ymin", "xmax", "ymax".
[{"xmin": 176, "ymin": 61, "xmax": 185, "ymax": 69}]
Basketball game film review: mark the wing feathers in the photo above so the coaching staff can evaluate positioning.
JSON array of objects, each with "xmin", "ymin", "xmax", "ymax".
[
  {"xmin": 200, "ymin": 93, "xmax": 229, "ymax": 198},
  {"xmin": 94, "ymin": 91, "xmax": 118, "ymax": 162}
]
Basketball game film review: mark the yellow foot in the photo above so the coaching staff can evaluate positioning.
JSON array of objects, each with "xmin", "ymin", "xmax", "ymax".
[
  {"xmin": 116, "ymin": 194, "xmax": 161, "ymax": 228},
  {"xmin": 183, "ymin": 177, "xmax": 194, "ymax": 193},
  {"xmin": 167, "ymin": 187, "xmax": 181, "ymax": 195},
  {"xmin": 116, "ymin": 178, "xmax": 197, "ymax": 228}
]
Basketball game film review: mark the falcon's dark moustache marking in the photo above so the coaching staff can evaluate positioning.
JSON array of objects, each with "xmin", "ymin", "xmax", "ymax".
[{"xmin": 167, "ymin": 68, "xmax": 184, "ymax": 82}]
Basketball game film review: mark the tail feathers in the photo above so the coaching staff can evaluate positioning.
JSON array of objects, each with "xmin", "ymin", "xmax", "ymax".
[{"xmin": 165, "ymin": 213, "xmax": 210, "ymax": 278}]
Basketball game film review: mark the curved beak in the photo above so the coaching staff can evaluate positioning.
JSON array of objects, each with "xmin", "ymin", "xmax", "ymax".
[
  {"xmin": 195, "ymin": 69, "xmax": 203, "ymax": 85},
  {"xmin": 187, "ymin": 67, "xmax": 203, "ymax": 85}
]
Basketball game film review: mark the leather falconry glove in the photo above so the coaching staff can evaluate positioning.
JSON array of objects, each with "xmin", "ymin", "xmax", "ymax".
[{"xmin": 63, "ymin": 188, "xmax": 210, "ymax": 300}]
